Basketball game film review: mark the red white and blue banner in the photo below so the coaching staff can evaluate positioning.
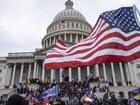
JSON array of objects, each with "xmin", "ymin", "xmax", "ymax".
[
  {"xmin": 42, "ymin": 86, "xmax": 58, "ymax": 99},
  {"xmin": 45, "ymin": 6, "xmax": 140, "ymax": 70}
]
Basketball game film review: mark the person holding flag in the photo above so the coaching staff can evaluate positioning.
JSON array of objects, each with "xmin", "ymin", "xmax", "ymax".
[{"xmin": 42, "ymin": 86, "xmax": 58, "ymax": 105}]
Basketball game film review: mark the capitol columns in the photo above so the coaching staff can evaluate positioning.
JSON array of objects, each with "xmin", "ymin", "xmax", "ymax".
[
  {"xmin": 51, "ymin": 69, "xmax": 55, "ymax": 83},
  {"xmin": 86, "ymin": 66, "xmax": 90, "ymax": 77},
  {"xmin": 119, "ymin": 62, "xmax": 125, "ymax": 86},
  {"xmin": 111, "ymin": 62, "xmax": 117, "ymax": 86},
  {"xmin": 69, "ymin": 67, "xmax": 72, "ymax": 82},
  {"xmin": 103, "ymin": 63, "xmax": 107, "ymax": 81},
  {"xmin": 70, "ymin": 34, "xmax": 72, "ymax": 42},
  {"xmin": 78, "ymin": 67, "xmax": 81, "ymax": 81},
  {"xmin": 81, "ymin": 35, "xmax": 84, "ymax": 40},
  {"xmin": 95, "ymin": 64, "xmax": 99, "ymax": 77},
  {"xmin": 28, "ymin": 63, "xmax": 32, "ymax": 80},
  {"xmin": 64, "ymin": 33, "xmax": 67, "ymax": 41},
  {"xmin": 60, "ymin": 68, "xmax": 64, "ymax": 82},
  {"xmin": 49, "ymin": 38, "xmax": 52, "ymax": 47},
  {"xmin": 10, "ymin": 63, "xmax": 16, "ymax": 88},
  {"xmin": 33, "ymin": 60, "xmax": 37, "ymax": 79},
  {"xmin": 41, "ymin": 60, "xmax": 45, "ymax": 82},
  {"xmin": 59, "ymin": 35, "xmax": 61, "ymax": 40},
  {"xmin": 19, "ymin": 63, "xmax": 24, "ymax": 83},
  {"xmin": 127, "ymin": 62, "xmax": 135, "ymax": 85},
  {"xmin": 54, "ymin": 36, "xmax": 56, "ymax": 45},
  {"xmin": 76, "ymin": 34, "xmax": 78, "ymax": 43}
]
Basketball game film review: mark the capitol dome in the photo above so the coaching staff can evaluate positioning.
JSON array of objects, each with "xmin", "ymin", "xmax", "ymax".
[
  {"xmin": 53, "ymin": 0, "xmax": 86, "ymax": 22},
  {"xmin": 42, "ymin": 0, "xmax": 92, "ymax": 49}
]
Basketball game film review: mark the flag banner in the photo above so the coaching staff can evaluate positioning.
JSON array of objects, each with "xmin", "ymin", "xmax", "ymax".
[
  {"xmin": 45, "ymin": 6, "xmax": 140, "ymax": 69},
  {"xmin": 42, "ymin": 86, "xmax": 58, "ymax": 99},
  {"xmin": 131, "ymin": 88, "xmax": 140, "ymax": 96},
  {"xmin": 131, "ymin": 88, "xmax": 140, "ymax": 100}
]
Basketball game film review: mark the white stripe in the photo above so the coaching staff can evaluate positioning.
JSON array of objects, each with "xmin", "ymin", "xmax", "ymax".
[
  {"xmin": 55, "ymin": 43, "xmax": 68, "ymax": 49},
  {"xmin": 87, "ymin": 19, "xmax": 104, "ymax": 39},
  {"xmin": 47, "ymin": 36, "xmax": 140, "ymax": 60},
  {"xmin": 91, "ymin": 23, "xmax": 109, "ymax": 38},
  {"xmin": 89, "ymin": 18, "xmax": 103, "ymax": 36},
  {"xmin": 45, "ymin": 45, "xmax": 140, "ymax": 63},
  {"xmin": 65, "ymin": 23, "xmax": 109, "ymax": 52},
  {"xmin": 48, "ymin": 28, "xmax": 140, "ymax": 58},
  {"xmin": 66, "ymin": 28, "xmax": 140, "ymax": 54}
]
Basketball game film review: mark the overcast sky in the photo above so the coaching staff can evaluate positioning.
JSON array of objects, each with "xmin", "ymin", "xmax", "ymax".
[{"xmin": 0, "ymin": 0, "xmax": 140, "ymax": 56}]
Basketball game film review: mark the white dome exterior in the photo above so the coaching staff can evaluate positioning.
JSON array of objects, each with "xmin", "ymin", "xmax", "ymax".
[
  {"xmin": 53, "ymin": 9, "xmax": 86, "ymax": 22},
  {"xmin": 42, "ymin": 0, "xmax": 92, "ymax": 49}
]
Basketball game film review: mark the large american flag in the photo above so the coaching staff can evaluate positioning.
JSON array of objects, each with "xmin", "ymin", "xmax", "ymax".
[{"xmin": 45, "ymin": 6, "xmax": 140, "ymax": 70}]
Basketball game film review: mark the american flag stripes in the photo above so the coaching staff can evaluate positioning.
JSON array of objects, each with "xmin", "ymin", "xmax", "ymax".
[{"xmin": 44, "ymin": 6, "xmax": 140, "ymax": 70}]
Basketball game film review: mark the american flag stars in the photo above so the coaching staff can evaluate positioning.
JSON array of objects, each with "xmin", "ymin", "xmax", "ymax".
[{"xmin": 101, "ymin": 7, "xmax": 140, "ymax": 33}]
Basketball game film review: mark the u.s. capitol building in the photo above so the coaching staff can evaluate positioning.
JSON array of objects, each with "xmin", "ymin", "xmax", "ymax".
[{"xmin": 0, "ymin": 0, "xmax": 140, "ymax": 89}]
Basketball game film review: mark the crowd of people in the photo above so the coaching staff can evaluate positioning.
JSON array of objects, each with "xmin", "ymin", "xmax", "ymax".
[{"xmin": 0, "ymin": 76, "xmax": 139, "ymax": 105}]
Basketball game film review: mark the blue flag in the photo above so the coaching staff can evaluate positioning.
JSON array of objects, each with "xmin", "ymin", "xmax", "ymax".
[
  {"xmin": 131, "ymin": 88, "xmax": 140, "ymax": 96},
  {"xmin": 42, "ymin": 86, "xmax": 58, "ymax": 99}
]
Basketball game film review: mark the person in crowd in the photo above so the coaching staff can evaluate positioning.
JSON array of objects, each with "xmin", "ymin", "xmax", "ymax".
[
  {"xmin": 108, "ymin": 91, "xmax": 118, "ymax": 105},
  {"xmin": 6, "ymin": 94, "xmax": 26, "ymax": 105},
  {"xmin": 0, "ymin": 96, "xmax": 4, "ymax": 105}
]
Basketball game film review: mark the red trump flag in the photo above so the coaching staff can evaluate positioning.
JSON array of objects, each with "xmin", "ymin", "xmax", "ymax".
[{"xmin": 45, "ymin": 6, "xmax": 140, "ymax": 70}]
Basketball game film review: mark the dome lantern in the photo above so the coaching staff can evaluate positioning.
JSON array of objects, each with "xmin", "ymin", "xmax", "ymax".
[{"xmin": 65, "ymin": 0, "xmax": 74, "ymax": 9}]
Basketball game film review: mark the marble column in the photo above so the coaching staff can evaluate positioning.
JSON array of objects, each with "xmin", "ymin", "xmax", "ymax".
[
  {"xmin": 51, "ymin": 69, "xmax": 55, "ymax": 83},
  {"xmin": 119, "ymin": 62, "xmax": 125, "ymax": 86},
  {"xmin": 103, "ymin": 63, "xmax": 107, "ymax": 81},
  {"xmin": 76, "ymin": 35, "xmax": 78, "ymax": 43},
  {"xmin": 81, "ymin": 35, "xmax": 84, "ymax": 39},
  {"xmin": 54, "ymin": 36, "xmax": 56, "ymax": 45},
  {"xmin": 69, "ymin": 68, "xmax": 72, "ymax": 82},
  {"xmin": 128, "ymin": 62, "xmax": 135, "ymax": 85},
  {"xmin": 78, "ymin": 67, "xmax": 81, "ymax": 81},
  {"xmin": 5, "ymin": 64, "xmax": 12, "ymax": 87},
  {"xmin": 42, "ymin": 60, "xmax": 45, "ymax": 82},
  {"xmin": 64, "ymin": 34, "xmax": 67, "ymax": 41},
  {"xmin": 49, "ymin": 38, "xmax": 52, "ymax": 47},
  {"xmin": 95, "ymin": 64, "xmax": 99, "ymax": 77},
  {"xmin": 28, "ymin": 63, "xmax": 32, "ymax": 80},
  {"xmin": 60, "ymin": 69, "xmax": 64, "ymax": 82},
  {"xmin": 36, "ymin": 64, "xmax": 39, "ymax": 79},
  {"xmin": 59, "ymin": 35, "xmax": 61, "ymax": 40},
  {"xmin": 70, "ymin": 34, "xmax": 72, "ymax": 42},
  {"xmin": 46, "ymin": 39, "xmax": 49, "ymax": 47},
  {"xmin": 19, "ymin": 63, "xmax": 24, "ymax": 83},
  {"xmin": 87, "ymin": 66, "xmax": 90, "ymax": 77},
  {"xmin": 46, "ymin": 40, "xmax": 48, "ymax": 48},
  {"xmin": 10, "ymin": 63, "xmax": 16, "ymax": 88},
  {"xmin": 111, "ymin": 62, "xmax": 117, "ymax": 86},
  {"xmin": 33, "ymin": 61, "xmax": 37, "ymax": 79}
]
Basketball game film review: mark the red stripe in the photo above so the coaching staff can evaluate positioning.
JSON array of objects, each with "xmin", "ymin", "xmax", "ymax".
[
  {"xmin": 67, "ymin": 30, "xmax": 140, "ymax": 56},
  {"xmin": 45, "ymin": 51, "xmax": 140, "ymax": 69},
  {"xmin": 66, "ymin": 26, "xmax": 110, "ymax": 53},
  {"xmin": 47, "ymin": 54, "xmax": 64, "ymax": 58},
  {"xmin": 68, "ymin": 32, "xmax": 140, "ymax": 56},
  {"xmin": 54, "ymin": 45, "xmax": 67, "ymax": 50},
  {"xmin": 88, "ymin": 19, "xmax": 105, "ymax": 38},
  {"xmin": 45, "ymin": 17, "xmax": 140, "ymax": 70},
  {"xmin": 47, "ymin": 40, "xmax": 140, "ymax": 59}
]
